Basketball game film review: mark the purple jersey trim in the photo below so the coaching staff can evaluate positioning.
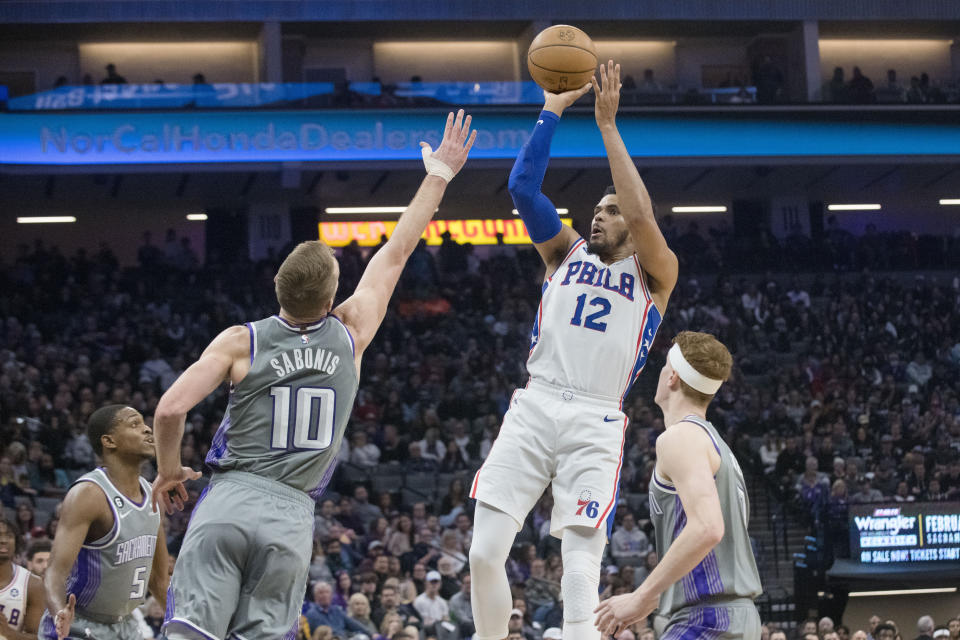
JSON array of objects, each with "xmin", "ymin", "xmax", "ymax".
[
  {"xmin": 681, "ymin": 415, "xmax": 722, "ymax": 456},
  {"xmin": 309, "ymin": 457, "xmax": 340, "ymax": 502},
  {"xmin": 165, "ymin": 617, "xmax": 220, "ymax": 640},
  {"xmin": 73, "ymin": 477, "xmax": 120, "ymax": 549},
  {"xmin": 205, "ymin": 412, "xmax": 231, "ymax": 467},
  {"xmin": 65, "ymin": 547, "xmax": 102, "ymax": 609},
  {"xmin": 246, "ymin": 322, "xmax": 256, "ymax": 364},
  {"xmin": 327, "ymin": 313, "xmax": 355, "ymax": 357}
]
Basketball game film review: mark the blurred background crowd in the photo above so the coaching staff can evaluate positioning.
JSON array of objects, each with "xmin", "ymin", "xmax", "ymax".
[{"xmin": 1, "ymin": 221, "xmax": 959, "ymax": 640}]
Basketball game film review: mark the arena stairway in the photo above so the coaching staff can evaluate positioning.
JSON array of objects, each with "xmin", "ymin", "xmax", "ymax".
[{"xmin": 746, "ymin": 471, "xmax": 806, "ymax": 622}]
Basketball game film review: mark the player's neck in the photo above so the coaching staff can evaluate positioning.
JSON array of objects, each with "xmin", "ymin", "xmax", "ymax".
[
  {"xmin": 597, "ymin": 246, "xmax": 633, "ymax": 265},
  {"xmin": 662, "ymin": 398, "xmax": 707, "ymax": 430},
  {"xmin": 0, "ymin": 560, "xmax": 14, "ymax": 586},
  {"xmin": 103, "ymin": 459, "xmax": 143, "ymax": 501},
  {"xmin": 279, "ymin": 308, "xmax": 328, "ymax": 326}
]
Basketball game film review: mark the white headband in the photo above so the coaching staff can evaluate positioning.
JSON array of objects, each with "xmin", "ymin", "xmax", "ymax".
[{"xmin": 668, "ymin": 343, "xmax": 723, "ymax": 395}]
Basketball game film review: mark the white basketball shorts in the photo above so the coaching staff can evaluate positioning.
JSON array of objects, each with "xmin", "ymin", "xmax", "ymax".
[{"xmin": 470, "ymin": 378, "xmax": 628, "ymax": 538}]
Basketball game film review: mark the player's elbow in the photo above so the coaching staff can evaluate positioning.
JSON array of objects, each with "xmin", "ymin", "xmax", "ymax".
[
  {"xmin": 154, "ymin": 395, "xmax": 187, "ymax": 424},
  {"xmin": 700, "ymin": 518, "xmax": 725, "ymax": 547},
  {"xmin": 507, "ymin": 169, "xmax": 534, "ymax": 205}
]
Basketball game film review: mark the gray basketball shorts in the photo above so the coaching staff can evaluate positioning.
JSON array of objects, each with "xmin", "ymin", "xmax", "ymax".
[
  {"xmin": 657, "ymin": 599, "xmax": 761, "ymax": 640},
  {"xmin": 39, "ymin": 610, "xmax": 142, "ymax": 640},
  {"xmin": 162, "ymin": 471, "xmax": 314, "ymax": 640}
]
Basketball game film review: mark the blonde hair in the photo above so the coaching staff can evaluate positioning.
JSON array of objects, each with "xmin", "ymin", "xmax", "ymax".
[
  {"xmin": 397, "ymin": 579, "xmax": 417, "ymax": 604},
  {"xmin": 275, "ymin": 241, "xmax": 338, "ymax": 319},
  {"xmin": 671, "ymin": 331, "xmax": 733, "ymax": 404},
  {"xmin": 312, "ymin": 625, "xmax": 333, "ymax": 640},
  {"xmin": 348, "ymin": 592, "xmax": 370, "ymax": 618}
]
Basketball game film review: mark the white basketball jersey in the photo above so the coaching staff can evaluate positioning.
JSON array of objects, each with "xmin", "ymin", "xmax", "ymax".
[
  {"xmin": 526, "ymin": 238, "xmax": 663, "ymax": 403},
  {"xmin": 0, "ymin": 563, "xmax": 31, "ymax": 631}
]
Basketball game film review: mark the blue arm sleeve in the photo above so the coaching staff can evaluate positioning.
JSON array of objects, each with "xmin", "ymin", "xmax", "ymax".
[{"xmin": 508, "ymin": 110, "xmax": 564, "ymax": 243}]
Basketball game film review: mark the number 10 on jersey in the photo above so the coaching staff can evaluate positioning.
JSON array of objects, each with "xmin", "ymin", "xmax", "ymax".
[{"xmin": 270, "ymin": 386, "xmax": 336, "ymax": 450}]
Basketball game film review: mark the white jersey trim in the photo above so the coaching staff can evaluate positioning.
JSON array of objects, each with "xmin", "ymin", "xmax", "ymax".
[
  {"xmin": 546, "ymin": 237, "xmax": 586, "ymax": 282},
  {"xmin": 327, "ymin": 313, "xmax": 356, "ymax": 356},
  {"xmin": 0, "ymin": 563, "xmax": 22, "ymax": 593},
  {"xmin": 166, "ymin": 616, "xmax": 220, "ymax": 640},
  {"xmin": 246, "ymin": 322, "xmax": 258, "ymax": 364},
  {"xmin": 271, "ymin": 315, "xmax": 326, "ymax": 332},
  {"xmin": 652, "ymin": 467, "xmax": 678, "ymax": 494}
]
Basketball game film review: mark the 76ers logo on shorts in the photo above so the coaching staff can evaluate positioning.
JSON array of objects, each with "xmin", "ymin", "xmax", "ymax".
[{"xmin": 576, "ymin": 489, "xmax": 600, "ymax": 519}]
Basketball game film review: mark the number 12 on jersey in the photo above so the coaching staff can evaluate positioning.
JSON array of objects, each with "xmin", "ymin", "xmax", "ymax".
[
  {"xmin": 270, "ymin": 386, "xmax": 336, "ymax": 450},
  {"xmin": 570, "ymin": 294, "xmax": 611, "ymax": 332}
]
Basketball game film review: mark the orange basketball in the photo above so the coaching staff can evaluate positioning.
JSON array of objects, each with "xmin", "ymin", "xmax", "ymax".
[{"xmin": 527, "ymin": 25, "xmax": 597, "ymax": 93}]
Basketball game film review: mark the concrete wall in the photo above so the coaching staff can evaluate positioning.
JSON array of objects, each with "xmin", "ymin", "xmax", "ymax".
[
  {"xmin": 372, "ymin": 41, "xmax": 520, "ymax": 83},
  {"xmin": 819, "ymin": 39, "xmax": 954, "ymax": 85},
  {"xmin": 78, "ymin": 41, "xmax": 259, "ymax": 84}
]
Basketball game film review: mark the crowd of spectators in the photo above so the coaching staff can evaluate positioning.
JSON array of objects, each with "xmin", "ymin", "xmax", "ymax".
[
  {"xmin": 1, "ymin": 218, "xmax": 959, "ymax": 640},
  {"xmin": 822, "ymin": 67, "xmax": 953, "ymax": 105}
]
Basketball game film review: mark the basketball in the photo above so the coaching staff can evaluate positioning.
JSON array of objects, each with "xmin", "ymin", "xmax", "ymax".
[{"xmin": 527, "ymin": 25, "xmax": 598, "ymax": 93}]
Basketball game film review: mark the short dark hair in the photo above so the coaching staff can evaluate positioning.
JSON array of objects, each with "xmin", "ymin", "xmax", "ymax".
[
  {"xmin": 874, "ymin": 624, "xmax": 897, "ymax": 638},
  {"xmin": 603, "ymin": 185, "xmax": 616, "ymax": 196},
  {"xmin": 27, "ymin": 539, "xmax": 52, "ymax": 560},
  {"xmin": 87, "ymin": 404, "xmax": 127, "ymax": 456}
]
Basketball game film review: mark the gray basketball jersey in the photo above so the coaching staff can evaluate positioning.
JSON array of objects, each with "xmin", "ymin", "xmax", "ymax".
[
  {"xmin": 649, "ymin": 416, "xmax": 762, "ymax": 617},
  {"xmin": 66, "ymin": 468, "xmax": 161, "ymax": 620},
  {"xmin": 205, "ymin": 314, "xmax": 359, "ymax": 499}
]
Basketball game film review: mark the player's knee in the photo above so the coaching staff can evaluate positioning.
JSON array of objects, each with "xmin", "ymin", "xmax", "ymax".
[
  {"xmin": 560, "ymin": 550, "xmax": 601, "ymax": 622},
  {"xmin": 469, "ymin": 538, "xmax": 504, "ymax": 574}
]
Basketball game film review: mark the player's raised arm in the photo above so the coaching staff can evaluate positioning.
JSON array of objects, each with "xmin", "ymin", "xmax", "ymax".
[
  {"xmin": 592, "ymin": 60, "xmax": 678, "ymax": 310},
  {"xmin": 151, "ymin": 326, "xmax": 248, "ymax": 513},
  {"xmin": 508, "ymin": 86, "xmax": 590, "ymax": 274},
  {"xmin": 43, "ymin": 484, "xmax": 106, "ymax": 639},
  {"xmin": 334, "ymin": 110, "xmax": 476, "ymax": 359},
  {"xmin": 594, "ymin": 423, "xmax": 723, "ymax": 635}
]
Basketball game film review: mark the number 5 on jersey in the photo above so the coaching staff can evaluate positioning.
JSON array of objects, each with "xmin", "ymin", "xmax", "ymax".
[{"xmin": 270, "ymin": 386, "xmax": 336, "ymax": 450}]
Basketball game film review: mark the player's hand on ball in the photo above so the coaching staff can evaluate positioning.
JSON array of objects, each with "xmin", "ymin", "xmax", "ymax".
[
  {"xmin": 422, "ymin": 109, "xmax": 477, "ymax": 180},
  {"xmin": 542, "ymin": 83, "xmax": 592, "ymax": 116},
  {"xmin": 54, "ymin": 593, "xmax": 76, "ymax": 640},
  {"xmin": 591, "ymin": 59, "xmax": 622, "ymax": 128},
  {"xmin": 594, "ymin": 588, "xmax": 657, "ymax": 637},
  {"xmin": 151, "ymin": 465, "xmax": 202, "ymax": 514}
]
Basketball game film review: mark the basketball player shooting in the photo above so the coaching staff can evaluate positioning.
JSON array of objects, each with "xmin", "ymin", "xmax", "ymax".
[
  {"xmin": 594, "ymin": 332, "xmax": 763, "ymax": 640},
  {"xmin": 151, "ymin": 110, "xmax": 475, "ymax": 640},
  {"xmin": 469, "ymin": 61, "xmax": 677, "ymax": 640}
]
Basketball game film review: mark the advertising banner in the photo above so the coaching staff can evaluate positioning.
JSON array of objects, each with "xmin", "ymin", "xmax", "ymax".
[
  {"xmin": 850, "ymin": 502, "xmax": 960, "ymax": 565},
  {"xmin": 4, "ymin": 110, "xmax": 960, "ymax": 165},
  {"xmin": 319, "ymin": 217, "xmax": 573, "ymax": 247}
]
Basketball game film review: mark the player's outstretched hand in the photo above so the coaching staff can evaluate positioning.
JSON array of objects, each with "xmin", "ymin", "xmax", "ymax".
[
  {"xmin": 543, "ymin": 83, "xmax": 592, "ymax": 116},
  {"xmin": 54, "ymin": 593, "xmax": 76, "ymax": 639},
  {"xmin": 151, "ymin": 466, "xmax": 202, "ymax": 515},
  {"xmin": 593, "ymin": 589, "xmax": 657, "ymax": 637},
  {"xmin": 422, "ymin": 109, "xmax": 477, "ymax": 180},
  {"xmin": 591, "ymin": 59, "xmax": 622, "ymax": 129}
]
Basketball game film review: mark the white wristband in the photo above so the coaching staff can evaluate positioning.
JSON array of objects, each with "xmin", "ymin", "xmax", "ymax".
[{"xmin": 420, "ymin": 143, "xmax": 455, "ymax": 183}]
